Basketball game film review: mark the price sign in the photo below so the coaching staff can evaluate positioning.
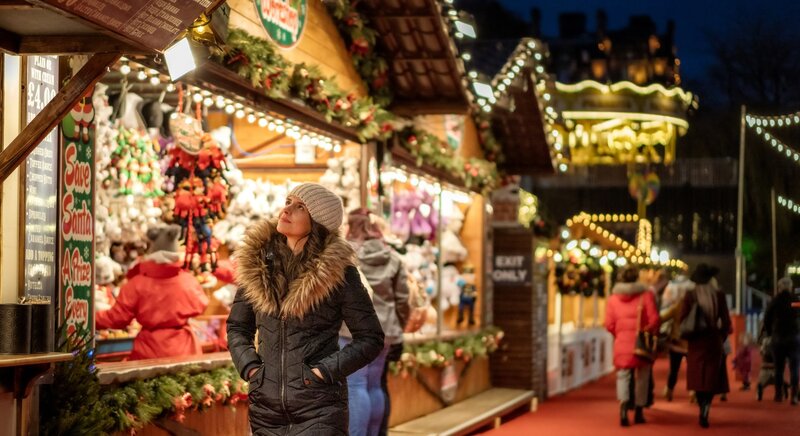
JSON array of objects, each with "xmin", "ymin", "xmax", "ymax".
[{"xmin": 22, "ymin": 55, "xmax": 59, "ymax": 299}]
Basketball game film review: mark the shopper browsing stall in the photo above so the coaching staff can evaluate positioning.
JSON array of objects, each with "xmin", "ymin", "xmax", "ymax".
[
  {"xmin": 342, "ymin": 208, "xmax": 410, "ymax": 436},
  {"xmin": 95, "ymin": 224, "xmax": 209, "ymax": 360},
  {"xmin": 228, "ymin": 183, "xmax": 384, "ymax": 435}
]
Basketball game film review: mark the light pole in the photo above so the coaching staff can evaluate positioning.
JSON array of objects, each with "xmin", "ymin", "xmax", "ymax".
[
  {"xmin": 735, "ymin": 105, "xmax": 746, "ymax": 313},
  {"xmin": 771, "ymin": 188, "xmax": 778, "ymax": 293}
]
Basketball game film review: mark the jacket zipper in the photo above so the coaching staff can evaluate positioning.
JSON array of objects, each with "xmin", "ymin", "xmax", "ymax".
[{"xmin": 280, "ymin": 319, "xmax": 293, "ymax": 432}]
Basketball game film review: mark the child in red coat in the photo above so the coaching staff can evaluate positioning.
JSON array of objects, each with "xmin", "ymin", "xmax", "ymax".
[{"xmin": 732, "ymin": 333, "xmax": 755, "ymax": 391}]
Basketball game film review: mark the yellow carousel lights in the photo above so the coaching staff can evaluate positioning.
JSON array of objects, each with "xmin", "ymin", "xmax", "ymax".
[
  {"xmin": 563, "ymin": 212, "xmax": 687, "ymax": 270},
  {"xmin": 546, "ymin": 79, "xmax": 696, "ymax": 168}
]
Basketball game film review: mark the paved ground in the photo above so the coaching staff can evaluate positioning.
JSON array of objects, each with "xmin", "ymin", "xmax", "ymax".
[{"xmin": 482, "ymin": 355, "xmax": 799, "ymax": 436}]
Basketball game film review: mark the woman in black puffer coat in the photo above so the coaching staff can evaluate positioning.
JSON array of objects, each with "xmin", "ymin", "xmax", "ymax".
[{"xmin": 228, "ymin": 183, "xmax": 384, "ymax": 435}]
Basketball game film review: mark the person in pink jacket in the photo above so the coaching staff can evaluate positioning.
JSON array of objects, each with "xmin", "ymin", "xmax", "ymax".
[
  {"xmin": 605, "ymin": 265, "xmax": 659, "ymax": 426},
  {"xmin": 96, "ymin": 225, "xmax": 208, "ymax": 360}
]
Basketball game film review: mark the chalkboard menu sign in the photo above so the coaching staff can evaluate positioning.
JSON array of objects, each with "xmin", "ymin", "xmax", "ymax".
[
  {"xmin": 23, "ymin": 55, "xmax": 59, "ymax": 299},
  {"xmin": 39, "ymin": 0, "xmax": 215, "ymax": 51}
]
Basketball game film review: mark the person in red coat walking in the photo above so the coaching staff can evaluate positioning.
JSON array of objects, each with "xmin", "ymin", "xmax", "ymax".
[
  {"xmin": 680, "ymin": 264, "xmax": 731, "ymax": 428},
  {"xmin": 605, "ymin": 265, "xmax": 659, "ymax": 426},
  {"xmin": 96, "ymin": 225, "xmax": 209, "ymax": 360}
]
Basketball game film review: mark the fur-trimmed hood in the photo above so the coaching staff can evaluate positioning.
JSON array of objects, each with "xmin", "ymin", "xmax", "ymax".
[
  {"xmin": 235, "ymin": 220, "xmax": 356, "ymax": 319},
  {"xmin": 612, "ymin": 282, "xmax": 649, "ymax": 301}
]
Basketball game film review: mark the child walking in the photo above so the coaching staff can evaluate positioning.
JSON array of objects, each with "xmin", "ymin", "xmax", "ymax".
[{"xmin": 732, "ymin": 333, "xmax": 754, "ymax": 391}]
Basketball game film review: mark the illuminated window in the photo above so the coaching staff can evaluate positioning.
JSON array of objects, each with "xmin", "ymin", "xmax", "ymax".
[{"xmin": 591, "ymin": 60, "xmax": 607, "ymax": 80}]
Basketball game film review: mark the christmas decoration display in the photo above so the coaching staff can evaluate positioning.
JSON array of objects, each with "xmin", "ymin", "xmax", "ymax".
[
  {"xmin": 93, "ymin": 86, "xmax": 164, "ymax": 262},
  {"xmin": 325, "ymin": 0, "xmax": 392, "ymax": 107},
  {"xmin": 389, "ymin": 328, "xmax": 504, "ymax": 377},
  {"xmin": 319, "ymin": 156, "xmax": 361, "ymax": 210},
  {"xmin": 554, "ymin": 254, "xmax": 608, "ymax": 297},
  {"xmin": 212, "ymin": 29, "xmax": 394, "ymax": 142}
]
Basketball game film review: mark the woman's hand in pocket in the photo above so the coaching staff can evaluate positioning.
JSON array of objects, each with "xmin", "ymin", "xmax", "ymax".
[{"xmin": 311, "ymin": 367, "xmax": 324, "ymax": 381}]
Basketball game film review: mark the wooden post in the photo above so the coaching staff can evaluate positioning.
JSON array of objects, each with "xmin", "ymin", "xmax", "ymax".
[{"xmin": 0, "ymin": 52, "xmax": 119, "ymax": 183}]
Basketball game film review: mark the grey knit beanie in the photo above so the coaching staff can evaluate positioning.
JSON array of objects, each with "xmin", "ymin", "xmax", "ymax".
[{"xmin": 288, "ymin": 183, "xmax": 344, "ymax": 232}]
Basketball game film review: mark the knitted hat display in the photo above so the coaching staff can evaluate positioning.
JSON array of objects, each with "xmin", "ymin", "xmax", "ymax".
[{"xmin": 288, "ymin": 183, "xmax": 344, "ymax": 231}]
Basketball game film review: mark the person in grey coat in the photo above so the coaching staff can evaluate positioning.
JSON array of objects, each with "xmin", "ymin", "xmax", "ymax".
[{"xmin": 340, "ymin": 208, "xmax": 410, "ymax": 436}]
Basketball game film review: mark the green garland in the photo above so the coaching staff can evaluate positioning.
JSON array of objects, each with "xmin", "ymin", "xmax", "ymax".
[
  {"xmin": 474, "ymin": 112, "xmax": 505, "ymax": 164},
  {"xmin": 400, "ymin": 128, "xmax": 499, "ymax": 194},
  {"xmin": 215, "ymin": 27, "xmax": 501, "ymax": 192},
  {"xmin": 325, "ymin": 0, "xmax": 393, "ymax": 107},
  {"xmin": 389, "ymin": 327, "xmax": 504, "ymax": 378},
  {"xmin": 212, "ymin": 29, "xmax": 394, "ymax": 142},
  {"xmin": 100, "ymin": 365, "xmax": 248, "ymax": 432}
]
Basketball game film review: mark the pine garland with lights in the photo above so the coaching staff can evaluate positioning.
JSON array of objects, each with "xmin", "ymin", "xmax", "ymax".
[
  {"xmin": 389, "ymin": 328, "xmax": 504, "ymax": 378},
  {"xmin": 100, "ymin": 365, "xmax": 248, "ymax": 433},
  {"xmin": 326, "ymin": 0, "xmax": 393, "ymax": 107},
  {"xmin": 400, "ymin": 128, "xmax": 499, "ymax": 194},
  {"xmin": 212, "ymin": 29, "xmax": 393, "ymax": 142}
]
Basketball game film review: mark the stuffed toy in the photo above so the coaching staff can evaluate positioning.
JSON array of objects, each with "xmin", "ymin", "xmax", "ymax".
[
  {"xmin": 440, "ymin": 265, "xmax": 462, "ymax": 311},
  {"xmin": 457, "ymin": 265, "xmax": 478, "ymax": 327},
  {"xmin": 441, "ymin": 206, "xmax": 468, "ymax": 264},
  {"xmin": 391, "ymin": 191, "xmax": 413, "ymax": 242},
  {"xmin": 94, "ymin": 255, "xmax": 123, "ymax": 311}
]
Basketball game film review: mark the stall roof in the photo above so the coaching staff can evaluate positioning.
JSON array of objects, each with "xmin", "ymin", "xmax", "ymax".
[
  {"xmin": 473, "ymin": 38, "xmax": 555, "ymax": 176},
  {"xmin": 359, "ymin": 0, "xmax": 471, "ymax": 116},
  {"xmin": 0, "ymin": 0, "xmax": 225, "ymax": 55}
]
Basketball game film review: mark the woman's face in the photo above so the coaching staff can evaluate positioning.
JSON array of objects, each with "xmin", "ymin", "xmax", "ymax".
[{"xmin": 277, "ymin": 196, "xmax": 312, "ymax": 238}]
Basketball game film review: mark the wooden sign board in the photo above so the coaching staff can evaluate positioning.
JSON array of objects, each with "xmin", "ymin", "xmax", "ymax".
[{"xmin": 39, "ymin": 0, "xmax": 215, "ymax": 51}]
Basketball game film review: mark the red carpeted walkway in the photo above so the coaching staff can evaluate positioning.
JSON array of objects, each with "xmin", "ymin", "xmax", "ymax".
[{"xmin": 483, "ymin": 357, "xmax": 799, "ymax": 436}]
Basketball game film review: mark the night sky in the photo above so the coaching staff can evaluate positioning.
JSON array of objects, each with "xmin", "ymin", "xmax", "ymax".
[{"xmin": 498, "ymin": 0, "xmax": 800, "ymax": 83}]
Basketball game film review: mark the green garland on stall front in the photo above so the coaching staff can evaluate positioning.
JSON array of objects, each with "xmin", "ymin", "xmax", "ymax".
[
  {"xmin": 325, "ymin": 0, "xmax": 393, "ymax": 107},
  {"xmin": 215, "ymin": 28, "xmax": 501, "ymax": 193},
  {"xmin": 100, "ymin": 365, "xmax": 248, "ymax": 433},
  {"xmin": 400, "ymin": 128, "xmax": 500, "ymax": 195},
  {"xmin": 389, "ymin": 327, "xmax": 504, "ymax": 378},
  {"xmin": 212, "ymin": 29, "xmax": 394, "ymax": 142}
]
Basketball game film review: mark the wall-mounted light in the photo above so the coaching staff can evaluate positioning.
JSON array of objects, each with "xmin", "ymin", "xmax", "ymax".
[{"xmin": 164, "ymin": 37, "xmax": 197, "ymax": 81}]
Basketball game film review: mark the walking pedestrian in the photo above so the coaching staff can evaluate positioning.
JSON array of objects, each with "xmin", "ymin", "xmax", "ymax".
[
  {"xmin": 680, "ymin": 264, "xmax": 731, "ymax": 428},
  {"xmin": 341, "ymin": 209, "xmax": 410, "ymax": 436},
  {"xmin": 605, "ymin": 265, "xmax": 659, "ymax": 427},
  {"xmin": 228, "ymin": 183, "xmax": 385, "ymax": 435},
  {"xmin": 732, "ymin": 333, "xmax": 754, "ymax": 391},
  {"xmin": 763, "ymin": 277, "xmax": 799, "ymax": 404},
  {"xmin": 659, "ymin": 273, "xmax": 694, "ymax": 401}
]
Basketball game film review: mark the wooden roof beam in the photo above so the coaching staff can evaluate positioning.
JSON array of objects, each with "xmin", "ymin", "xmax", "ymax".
[
  {"xmin": 17, "ymin": 35, "xmax": 146, "ymax": 55},
  {"xmin": 0, "ymin": 27, "xmax": 21, "ymax": 54},
  {"xmin": 0, "ymin": 52, "xmax": 120, "ymax": 183}
]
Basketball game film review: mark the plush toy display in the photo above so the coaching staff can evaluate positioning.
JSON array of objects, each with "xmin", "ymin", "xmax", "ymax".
[
  {"xmin": 456, "ymin": 265, "xmax": 477, "ymax": 327},
  {"xmin": 214, "ymin": 178, "xmax": 299, "ymax": 249},
  {"xmin": 94, "ymin": 86, "xmax": 164, "ymax": 259},
  {"xmin": 320, "ymin": 156, "xmax": 361, "ymax": 210}
]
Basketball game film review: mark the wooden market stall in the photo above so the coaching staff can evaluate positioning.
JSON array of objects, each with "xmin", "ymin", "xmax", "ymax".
[{"xmin": 1, "ymin": 2, "xmax": 226, "ymax": 434}]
